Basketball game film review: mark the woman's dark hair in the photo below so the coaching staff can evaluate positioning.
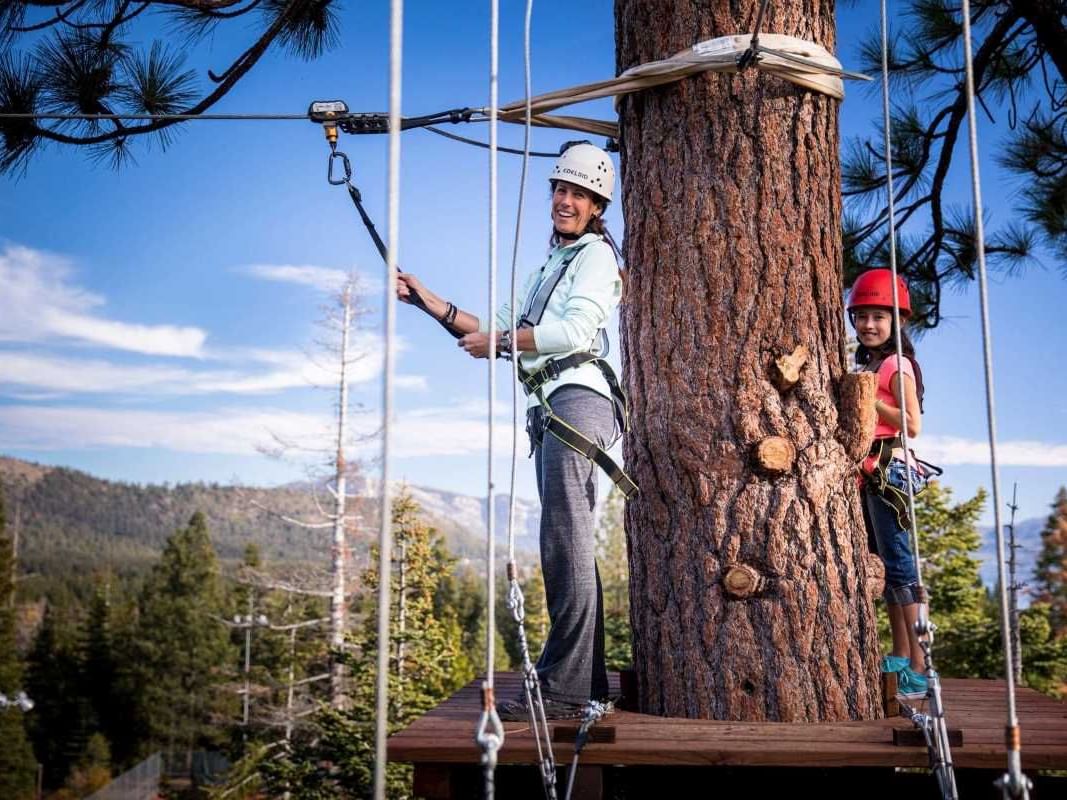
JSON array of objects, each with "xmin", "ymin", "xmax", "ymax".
[{"xmin": 856, "ymin": 321, "xmax": 925, "ymax": 411}]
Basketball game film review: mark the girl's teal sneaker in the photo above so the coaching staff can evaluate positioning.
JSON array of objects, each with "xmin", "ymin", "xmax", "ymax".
[
  {"xmin": 881, "ymin": 654, "xmax": 910, "ymax": 673},
  {"xmin": 897, "ymin": 666, "xmax": 929, "ymax": 700}
]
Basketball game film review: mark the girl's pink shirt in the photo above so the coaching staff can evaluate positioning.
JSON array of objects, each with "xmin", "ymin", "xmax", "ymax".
[{"xmin": 874, "ymin": 354, "xmax": 915, "ymax": 439}]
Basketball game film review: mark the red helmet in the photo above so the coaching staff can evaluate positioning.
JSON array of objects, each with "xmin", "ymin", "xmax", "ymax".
[{"xmin": 847, "ymin": 269, "xmax": 911, "ymax": 317}]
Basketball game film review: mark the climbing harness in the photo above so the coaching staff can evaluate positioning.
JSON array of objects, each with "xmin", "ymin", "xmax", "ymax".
[
  {"xmin": 860, "ymin": 435, "xmax": 942, "ymax": 534},
  {"xmin": 514, "ymin": 241, "xmax": 638, "ymax": 500},
  {"xmin": 874, "ymin": 1, "xmax": 956, "ymax": 796},
  {"xmin": 562, "ymin": 700, "xmax": 612, "ymax": 800},
  {"xmin": 956, "ymin": 0, "xmax": 1031, "ymax": 795}
]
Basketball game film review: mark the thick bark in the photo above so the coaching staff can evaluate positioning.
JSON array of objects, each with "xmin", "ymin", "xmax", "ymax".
[{"xmin": 616, "ymin": 0, "xmax": 881, "ymax": 722}]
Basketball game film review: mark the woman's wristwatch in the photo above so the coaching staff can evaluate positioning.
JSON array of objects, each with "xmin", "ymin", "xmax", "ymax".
[{"xmin": 498, "ymin": 330, "xmax": 513, "ymax": 360}]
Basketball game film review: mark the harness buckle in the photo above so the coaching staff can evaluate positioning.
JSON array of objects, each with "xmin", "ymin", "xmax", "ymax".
[{"xmin": 544, "ymin": 359, "xmax": 562, "ymax": 381}]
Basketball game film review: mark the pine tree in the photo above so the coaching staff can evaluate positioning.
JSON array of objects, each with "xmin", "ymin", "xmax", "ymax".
[
  {"xmin": 258, "ymin": 491, "xmax": 467, "ymax": 799},
  {"xmin": 596, "ymin": 487, "xmax": 632, "ymax": 670},
  {"xmin": 915, "ymin": 483, "xmax": 995, "ymax": 676},
  {"xmin": 0, "ymin": 484, "xmax": 37, "ymax": 800},
  {"xmin": 132, "ymin": 511, "xmax": 235, "ymax": 767},
  {"xmin": 1034, "ymin": 487, "xmax": 1067, "ymax": 636}
]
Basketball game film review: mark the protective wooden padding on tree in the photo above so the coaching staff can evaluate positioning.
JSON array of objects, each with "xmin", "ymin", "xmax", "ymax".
[{"xmin": 617, "ymin": 0, "xmax": 882, "ymax": 724}]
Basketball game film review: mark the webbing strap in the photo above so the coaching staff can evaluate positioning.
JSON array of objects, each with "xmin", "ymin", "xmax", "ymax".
[
  {"xmin": 519, "ymin": 243, "xmax": 589, "ymax": 325},
  {"xmin": 544, "ymin": 414, "xmax": 638, "ymax": 499}
]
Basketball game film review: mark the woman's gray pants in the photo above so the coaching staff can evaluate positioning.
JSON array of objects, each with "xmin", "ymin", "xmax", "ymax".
[{"xmin": 528, "ymin": 385, "xmax": 613, "ymax": 704}]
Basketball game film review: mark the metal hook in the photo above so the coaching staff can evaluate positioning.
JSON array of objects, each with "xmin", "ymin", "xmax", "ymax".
[{"xmin": 328, "ymin": 149, "xmax": 353, "ymax": 186}]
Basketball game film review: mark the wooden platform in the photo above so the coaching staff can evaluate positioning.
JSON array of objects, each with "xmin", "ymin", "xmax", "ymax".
[{"xmin": 388, "ymin": 672, "xmax": 1067, "ymax": 797}]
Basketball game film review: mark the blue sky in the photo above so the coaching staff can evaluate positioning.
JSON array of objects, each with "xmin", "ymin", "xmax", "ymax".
[{"xmin": 1, "ymin": 2, "xmax": 1064, "ymax": 528}]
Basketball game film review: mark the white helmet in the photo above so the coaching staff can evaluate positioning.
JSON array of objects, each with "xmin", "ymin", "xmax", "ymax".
[{"xmin": 549, "ymin": 142, "xmax": 615, "ymax": 203}]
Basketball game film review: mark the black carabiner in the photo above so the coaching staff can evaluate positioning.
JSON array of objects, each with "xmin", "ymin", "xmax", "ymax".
[{"xmin": 328, "ymin": 149, "xmax": 353, "ymax": 185}]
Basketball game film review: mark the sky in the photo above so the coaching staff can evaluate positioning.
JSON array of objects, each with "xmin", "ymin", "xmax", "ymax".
[{"xmin": 1, "ymin": 1, "xmax": 1065, "ymax": 530}]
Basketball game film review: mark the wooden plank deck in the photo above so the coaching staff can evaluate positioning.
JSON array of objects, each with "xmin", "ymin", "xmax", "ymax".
[{"xmin": 388, "ymin": 672, "xmax": 1067, "ymax": 773}]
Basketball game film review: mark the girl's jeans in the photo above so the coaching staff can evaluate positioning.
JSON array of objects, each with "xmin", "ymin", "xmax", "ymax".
[{"xmin": 865, "ymin": 459, "xmax": 926, "ymax": 606}]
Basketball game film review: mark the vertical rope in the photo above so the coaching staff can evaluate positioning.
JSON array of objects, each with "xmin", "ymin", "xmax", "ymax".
[
  {"xmin": 878, "ymin": 0, "xmax": 924, "ymax": 596},
  {"xmin": 475, "ymin": 2, "xmax": 505, "ymax": 796},
  {"xmin": 486, "ymin": 0, "xmax": 500, "ymax": 702},
  {"xmin": 958, "ymin": 1, "xmax": 1028, "ymax": 796},
  {"xmin": 506, "ymin": 0, "xmax": 535, "ymax": 574},
  {"xmin": 879, "ymin": 8, "xmax": 958, "ymax": 798},
  {"xmin": 372, "ymin": 0, "xmax": 403, "ymax": 796}
]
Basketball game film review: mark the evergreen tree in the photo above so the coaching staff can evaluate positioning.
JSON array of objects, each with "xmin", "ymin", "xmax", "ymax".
[
  {"xmin": 257, "ymin": 491, "xmax": 467, "ymax": 799},
  {"xmin": 0, "ymin": 484, "xmax": 37, "ymax": 800},
  {"xmin": 916, "ymin": 483, "xmax": 995, "ymax": 677},
  {"xmin": 1034, "ymin": 487, "xmax": 1067, "ymax": 636},
  {"xmin": 843, "ymin": 1, "xmax": 1067, "ymax": 328},
  {"xmin": 132, "ymin": 511, "xmax": 235, "ymax": 767},
  {"xmin": 596, "ymin": 488, "xmax": 632, "ymax": 670}
]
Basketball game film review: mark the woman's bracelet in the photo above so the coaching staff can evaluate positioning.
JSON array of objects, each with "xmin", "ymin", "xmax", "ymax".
[{"xmin": 439, "ymin": 302, "xmax": 458, "ymax": 325}]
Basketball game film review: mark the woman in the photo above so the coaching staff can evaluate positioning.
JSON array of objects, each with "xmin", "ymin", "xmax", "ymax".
[{"xmin": 397, "ymin": 142, "xmax": 626, "ymax": 719}]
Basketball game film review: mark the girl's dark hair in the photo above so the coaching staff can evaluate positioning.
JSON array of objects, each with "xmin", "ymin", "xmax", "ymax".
[{"xmin": 856, "ymin": 322, "xmax": 925, "ymax": 411}]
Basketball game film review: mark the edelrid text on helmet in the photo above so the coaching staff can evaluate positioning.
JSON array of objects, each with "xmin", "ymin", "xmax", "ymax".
[
  {"xmin": 550, "ymin": 143, "xmax": 615, "ymax": 203},
  {"xmin": 847, "ymin": 269, "xmax": 912, "ymax": 318}
]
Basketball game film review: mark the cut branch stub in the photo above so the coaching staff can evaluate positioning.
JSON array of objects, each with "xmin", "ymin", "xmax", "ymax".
[
  {"xmin": 753, "ymin": 436, "xmax": 796, "ymax": 475},
  {"xmin": 723, "ymin": 564, "xmax": 765, "ymax": 599},
  {"xmin": 771, "ymin": 345, "xmax": 809, "ymax": 391},
  {"xmin": 836, "ymin": 371, "xmax": 878, "ymax": 461}
]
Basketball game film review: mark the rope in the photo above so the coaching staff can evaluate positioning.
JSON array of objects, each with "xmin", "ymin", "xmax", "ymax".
[
  {"xmin": 958, "ymin": 0, "xmax": 1030, "ymax": 796},
  {"xmin": 563, "ymin": 701, "xmax": 611, "ymax": 800},
  {"xmin": 422, "ymin": 125, "xmax": 557, "ymax": 157},
  {"xmin": 371, "ymin": 0, "xmax": 403, "ymax": 796},
  {"xmin": 500, "ymin": 5, "xmax": 559, "ymax": 798},
  {"xmin": 3, "ymin": 33, "xmax": 863, "ymax": 141},
  {"xmin": 878, "ymin": 4, "xmax": 957, "ymax": 797},
  {"xmin": 474, "ymin": 2, "xmax": 504, "ymax": 796}
]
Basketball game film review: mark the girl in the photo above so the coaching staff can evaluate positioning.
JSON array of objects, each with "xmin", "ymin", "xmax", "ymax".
[
  {"xmin": 396, "ymin": 142, "xmax": 627, "ymax": 719},
  {"xmin": 848, "ymin": 269, "xmax": 930, "ymax": 700}
]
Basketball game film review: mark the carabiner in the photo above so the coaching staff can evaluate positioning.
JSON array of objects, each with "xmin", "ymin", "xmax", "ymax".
[{"xmin": 328, "ymin": 149, "xmax": 353, "ymax": 185}]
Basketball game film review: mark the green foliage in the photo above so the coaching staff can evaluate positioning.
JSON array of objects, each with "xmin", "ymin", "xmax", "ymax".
[
  {"xmin": 1034, "ymin": 487, "xmax": 1067, "ymax": 635},
  {"xmin": 0, "ymin": 484, "xmax": 37, "ymax": 800},
  {"xmin": 1018, "ymin": 601, "xmax": 1067, "ymax": 697},
  {"xmin": 255, "ymin": 491, "xmax": 468, "ymax": 799},
  {"xmin": 130, "ymin": 512, "xmax": 236, "ymax": 763},
  {"xmin": 843, "ymin": 1, "xmax": 1066, "ymax": 328},
  {"xmin": 916, "ymin": 483, "xmax": 994, "ymax": 676},
  {"xmin": 597, "ymin": 488, "xmax": 632, "ymax": 670}
]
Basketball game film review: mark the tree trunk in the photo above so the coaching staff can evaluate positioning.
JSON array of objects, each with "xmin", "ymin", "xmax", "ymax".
[{"xmin": 616, "ymin": 0, "xmax": 881, "ymax": 722}]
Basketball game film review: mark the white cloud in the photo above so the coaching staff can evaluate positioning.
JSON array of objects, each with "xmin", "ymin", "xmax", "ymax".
[
  {"xmin": 0, "ymin": 338, "xmax": 394, "ymax": 397},
  {"xmin": 0, "ymin": 405, "xmax": 330, "ymax": 455},
  {"xmin": 0, "ymin": 243, "xmax": 207, "ymax": 356},
  {"xmin": 237, "ymin": 264, "xmax": 379, "ymax": 293},
  {"xmin": 920, "ymin": 435, "xmax": 1067, "ymax": 467},
  {"xmin": 0, "ymin": 400, "xmax": 517, "ymax": 459}
]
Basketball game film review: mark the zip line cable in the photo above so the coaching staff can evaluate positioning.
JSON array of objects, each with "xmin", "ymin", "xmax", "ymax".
[
  {"xmin": 371, "ymin": 0, "xmax": 403, "ymax": 796},
  {"xmin": 877, "ymin": 3, "xmax": 957, "ymax": 797},
  {"xmin": 474, "ymin": 1, "xmax": 505, "ymax": 797},
  {"xmin": 957, "ymin": 0, "xmax": 1030, "ymax": 796}
]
